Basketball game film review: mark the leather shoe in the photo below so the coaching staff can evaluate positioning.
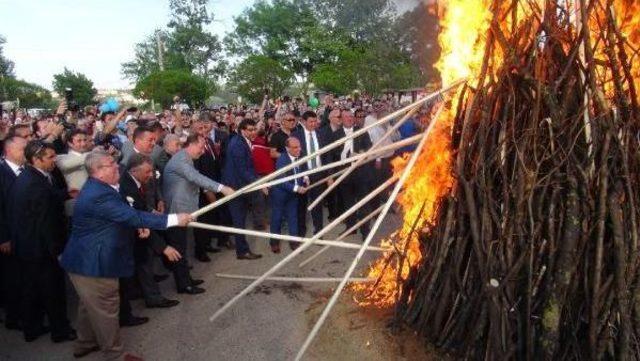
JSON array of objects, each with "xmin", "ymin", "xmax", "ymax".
[
  {"xmin": 123, "ymin": 353, "xmax": 145, "ymax": 361},
  {"xmin": 73, "ymin": 345, "xmax": 100, "ymax": 359},
  {"xmin": 190, "ymin": 278, "xmax": 204, "ymax": 286},
  {"xmin": 120, "ymin": 316, "xmax": 149, "ymax": 327},
  {"xmin": 237, "ymin": 252, "xmax": 262, "ymax": 260},
  {"xmin": 146, "ymin": 298, "xmax": 180, "ymax": 308},
  {"xmin": 219, "ymin": 240, "xmax": 235, "ymax": 249},
  {"xmin": 52, "ymin": 329, "xmax": 77, "ymax": 343},
  {"xmin": 24, "ymin": 326, "xmax": 50, "ymax": 342},
  {"xmin": 177, "ymin": 286, "xmax": 205, "ymax": 295},
  {"xmin": 205, "ymin": 245, "xmax": 222, "ymax": 253},
  {"xmin": 195, "ymin": 253, "xmax": 211, "ymax": 262},
  {"xmin": 153, "ymin": 274, "xmax": 169, "ymax": 282},
  {"xmin": 271, "ymin": 244, "xmax": 281, "ymax": 254}
]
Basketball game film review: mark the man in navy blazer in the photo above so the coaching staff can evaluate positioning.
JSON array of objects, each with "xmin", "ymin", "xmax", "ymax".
[
  {"xmin": 269, "ymin": 137, "xmax": 308, "ymax": 253},
  {"xmin": 60, "ymin": 150, "xmax": 192, "ymax": 360},
  {"xmin": 222, "ymin": 119, "xmax": 264, "ymax": 259}
]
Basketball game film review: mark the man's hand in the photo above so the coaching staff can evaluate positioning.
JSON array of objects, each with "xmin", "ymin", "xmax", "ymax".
[
  {"xmin": 56, "ymin": 100, "xmax": 68, "ymax": 116},
  {"xmin": 137, "ymin": 228, "xmax": 151, "ymax": 239},
  {"xmin": 176, "ymin": 213, "xmax": 193, "ymax": 226},
  {"xmin": 375, "ymin": 159, "xmax": 382, "ymax": 170},
  {"xmin": 297, "ymin": 186, "xmax": 308, "ymax": 195},
  {"xmin": 0, "ymin": 242, "xmax": 11, "ymax": 255},
  {"xmin": 261, "ymin": 187, "xmax": 269, "ymax": 196},
  {"xmin": 220, "ymin": 186, "xmax": 234, "ymax": 197},
  {"xmin": 163, "ymin": 246, "xmax": 182, "ymax": 262},
  {"xmin": 156, "ymin": 200, "xmax": 165, "ymax": 214},
  {"xmin": 327, "ymin": 178, "xmax": 334, "ymax": 187},
  {"xmin": 68, "ymin": 188, "xmax": 80, "ymax": 199},
  {"xmin": 204, "ymin": 191, "xmax": 217, "ymax": 204}
]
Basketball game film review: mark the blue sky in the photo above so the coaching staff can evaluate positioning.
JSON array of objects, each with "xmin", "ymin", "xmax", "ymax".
[{"xmin": 0, "ymin": 0, "xmax": 255, "ymax": 89}]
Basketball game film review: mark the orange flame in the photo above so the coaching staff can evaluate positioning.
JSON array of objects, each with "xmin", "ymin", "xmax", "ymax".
[{"xmin": 353, "ymin": 0, "xmax": 493, "ymax": 307}]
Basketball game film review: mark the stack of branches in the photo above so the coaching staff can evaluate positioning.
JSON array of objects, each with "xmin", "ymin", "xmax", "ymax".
[{"xmin": 393, "ymin": 0, "xmax": 640, "ymax": 359}]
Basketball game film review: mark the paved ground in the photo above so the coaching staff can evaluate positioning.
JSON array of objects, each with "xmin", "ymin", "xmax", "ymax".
[{"xmin": 0, "ymin": 210, "xmax": 429, "ymax": 361}]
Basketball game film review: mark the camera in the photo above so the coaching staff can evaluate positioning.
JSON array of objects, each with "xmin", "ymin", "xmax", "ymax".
[{"xmin": 64, "ymin": 88, "xmax": 80, "ymax": 112}]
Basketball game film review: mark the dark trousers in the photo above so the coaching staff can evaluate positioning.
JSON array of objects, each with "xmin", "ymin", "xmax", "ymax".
[
  {"xmin": 270, "ymin": 194, "xmax": 299, "ymax": 248},
  {"xmin": 228, "ymin": 196, "xmax": 252, "ymax": 256},
  {"xmin": 20, "ymin": 257, "xmax": 71, "ymax": 339},
  {"xmin": 372, "ymin": 158, "xmax": 392, "ymax": 208},
  {"xmin": 194, "ymin": 194, "xmax": 232, "ymax": 250},
  {"xmin": 1, "ymin": 254, "xmax": 21, "ymax": 327},
  {"xmin": 297, "ymin": 184, "xmax": 324, "ymax": 237},
  {"xmin": 339, "ymin": 179, "xmax": 371, "ymax": 235},
  {"xmin": 118, "ymin": 278, "xmax": 133, "ymax": 321},
  {"xmin": 166, "ymin": 228, "xmax": 192, "ymax": 290},
  {"xmin": 135, "ymin": 245, "xmax": 163, "ymax": 305}
]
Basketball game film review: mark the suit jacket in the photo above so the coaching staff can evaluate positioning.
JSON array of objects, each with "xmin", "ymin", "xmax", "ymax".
[
  {"xmin": 9, "ymin": 166, "xmax": 68, "ymax": 260},
  {"xmin": 55, "ymin": 150, "xmax": 89, "ymax": 216},
  {"xmin": 120, "ymin": 146, "xmax": 164, "ymax": 210},
  {"xmin": 194, "ymin": 137, "xmax": 222, "ymax": 182},
  {"xmin": 60, "ymin": 177, "xmax": 169, "ymax": 278},
  {"xmin": 163, "ymin": 149, "xmax": 222, "ymax": 213},
  {"xmin": 291, "ymin": 127, "xmax": 332, "ymax": 180},
  {"xmin": 333, "ymin": 126, "xmax": 373, "ymax": 182},
  {"xmin": 0, "ymin": 161, "xmax": 19, "ymax": 244},
  {"xmin": 222, "ymin": 135, "xmax": 257, "ymax": 190},
  {"xmin": 271, "ymin": 153, "xmax": 307, "ymax": 200},
  {"xmin": 209, "ymin": 128, "xmax": 229, "ymax": 168}
]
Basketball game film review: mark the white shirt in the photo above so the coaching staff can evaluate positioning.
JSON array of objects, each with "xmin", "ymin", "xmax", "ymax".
[
  {"xmin": 288, "ymin": 153, "xmax": 307, "ymax": 193},
  {"xmin": 365, "ymin": 115, "xmax": 396, "ymax": 159},
  {"xmin": 304, "ymin": 129, "xmax": 322, "ymax": 169},
  {"xmin": 4, "ymin": 159, "xmax": 23, "ymax": 177},
  {"xmin": 341, "ymin": 127, "xmax": 355, "ymax": 160}
]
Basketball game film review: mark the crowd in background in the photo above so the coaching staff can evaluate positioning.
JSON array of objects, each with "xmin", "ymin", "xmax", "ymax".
[{"xmin": 0, "ymin": 92, "xmax": 426, "ymax": 360}]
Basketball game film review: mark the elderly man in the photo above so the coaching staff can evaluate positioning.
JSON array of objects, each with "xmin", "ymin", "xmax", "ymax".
[
  {"xmin": 60, "ymin": 150, "xmax": 192, "ymax": 361},
  {"xmin": 163, "ymin": 134, "xmax": 234, "ymax": 293},
  {"xmin": 154, "ymin": 133, "xmax": 181, "ymax": 174}
]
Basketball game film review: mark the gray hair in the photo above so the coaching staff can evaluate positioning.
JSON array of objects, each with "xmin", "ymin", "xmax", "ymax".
[
  {"xmin": 163, "ymin": 134, "xmax": 180, "ymax": 148},
  {"xmin": 85, "ymin": 150, "xmax": 114, "ymax": 175},
  {"xmin": 126, "ymin": 153, "xmax": 153, "ymax": 172}
]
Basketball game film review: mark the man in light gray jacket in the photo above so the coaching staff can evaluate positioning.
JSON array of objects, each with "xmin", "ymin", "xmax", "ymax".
[{"xmin": 162, "ymin": 134, "xmax": 234, "ymax": 294}]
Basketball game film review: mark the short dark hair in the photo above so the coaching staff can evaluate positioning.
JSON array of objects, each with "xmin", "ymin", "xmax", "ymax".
[
  {"xmin": 24, "ymin": 140, "xmax": 55, "ymax": 164},
  {"xmin": 183, "ymin": 134, "xmax": 203, "ymax": 147},
  {"xmin": 65, "ymin": 129, "xmax": 86, "ymax": 144},
  {"xmin": 6, "ymin": 124, "xmax": 31, "ymax": 138},
  {"xmin": 237, "ymin": 119, "xmax": 256, "ymax": 131},
  {"xmin": 302, "ymin": 111, "xmax": 317, "ymax": 121},
  {"xmin": 126, "ymin": 153, "xmax": 153, "ymax": 171},
  {"xmin": 133, "ymin": 126, "xmax": 154, "ymax": 142},
  {"xmin": 147, "ymin": 121, "xmax": 164, "ymax": 132}
]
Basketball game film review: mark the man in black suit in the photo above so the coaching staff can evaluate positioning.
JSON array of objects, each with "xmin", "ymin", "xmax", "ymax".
[
  {"xmin": 292, "ymin": 111, "xmax": 332, "ymax": 237},
  {"xmin": 317, "ymin": 109, "xmax": 344, "ymax": 221},
  {"xmin": 334, "ymin": 110, "xmax": 373, "ymax": 237},
  {"xmin": 0, "ymin": 136, "xmax": 27, "ymax": 331},
  {"xmin": 119, "ymin": 154, "xmax": 181, "ymax": 316},
  {"xmin": 8, "ymin": 140, "xmax": 76, "ymax": 343}
]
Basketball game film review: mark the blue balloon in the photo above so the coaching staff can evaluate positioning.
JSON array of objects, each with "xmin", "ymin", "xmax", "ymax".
[{"xmin": 106, "ymin": 98, "xmax": 120, "ymax": 112}]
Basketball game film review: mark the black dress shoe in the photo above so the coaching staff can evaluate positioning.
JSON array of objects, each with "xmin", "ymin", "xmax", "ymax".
[
  {"xmin": 190, "ymin": 279, "xmax": 204, "ymax": 286},
  {"xmin": 219, "ymin": 240, "xmax": 235, "ymax": 249},
  {"xmin": 52, "ymin": 329, "xmax": 77, "ymax": 343},
  {"xmin": 205, "ymin": 245, "xmax": 222, "ymax": 253},
  {"xmin": 177, "ymin": 286, "xmax": 205, "ymax": 295},
  {"xmin": 271, "ymin": 244, "xmax": 281, "ymax": 254},
  {"xmin": 24, "ymin": 326, "xmax": 50, "ymax": 342},
  {"xmin": 237, "ymin": 252, "xmax": 263, "ymax": 260},
  {"xmin": 5, "ymin": 321, "xmax": 21, "ymax": 331},
  {"xmin": 73, "ymin": 345, "xmax": 100, "ymax": 358},
  {"xmin": 120, "ymin": 316, "xmax": 149, "ymax": 327},
  {"xmin": 154, "ymin": 274, "xmax": 169, "ymax": 282},
  {"xmin": 195, "ymin": 253, "xmax": 211, "ymax": 262},
  {"xmin": 146, "ymin": 298, "xmax": 180, "ymax": 308}
]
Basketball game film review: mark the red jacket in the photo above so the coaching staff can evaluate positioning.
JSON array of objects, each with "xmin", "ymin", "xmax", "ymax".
[{"xmin": 252, "ymin": 136, "xmax": 275, "ymax": 176}]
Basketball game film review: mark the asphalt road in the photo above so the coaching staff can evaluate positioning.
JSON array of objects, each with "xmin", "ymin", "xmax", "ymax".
[{"xmin": 0, "ymin": 211, "xmax": 402, "ymax": 361}]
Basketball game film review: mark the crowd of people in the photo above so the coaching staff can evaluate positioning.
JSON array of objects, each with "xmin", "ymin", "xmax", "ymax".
[{"xmin": 0, "ymin": 93, "xmax": 425, "ymax": 360}]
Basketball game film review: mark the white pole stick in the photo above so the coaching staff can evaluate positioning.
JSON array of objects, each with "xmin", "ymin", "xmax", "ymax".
[
  {"xmin": 191, "ymin": 79, "xmax": 466, "ymax": 219},
  {"xmin": 249, "ymin": 133, "xmax": 423, "ymax": 191},
  {"xmin": 294, "ymin": 105, "xmax": 444, "ymax": 361},
  {"xmin": 298, "ymin": 204, "xmax": 386, "ymax": 268},
  {"xmin": 215, "ymin": 273, "xmax": 374, "ymax": 283},
  {"xmin": 209, "ymin": 176, "xmax": 398, "ymax": 323},
  {"xmin": 187, "ymin": 222, "xmax": 388, "ymax": 252},
  {"xmin": 306, "ymin": 104, "xmax": 421, "ymax": 211},
  {"xmin": 305, "ymin": 168, "xmax": 349, "ymax": 191}
]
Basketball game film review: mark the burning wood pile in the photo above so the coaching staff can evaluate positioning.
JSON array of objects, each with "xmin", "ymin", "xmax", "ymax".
[{"xmin": 355, "ymin": 0, "xmax": 640, "ymax": 359}]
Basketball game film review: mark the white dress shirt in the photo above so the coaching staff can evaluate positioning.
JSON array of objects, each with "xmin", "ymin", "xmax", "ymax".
[
  {"xmin": 4, "ymin": 159, "xmax": 23, "ymax": 177},
  {"xmin": 341, "ymin": 127, "xmax": 355, "ymax": 160},
  {"xmin": 304, "ymin": 129, "xmax": 322, "ymax": 169}
]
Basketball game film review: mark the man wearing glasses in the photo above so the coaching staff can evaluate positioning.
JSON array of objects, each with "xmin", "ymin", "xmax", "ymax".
[{"xmin": 269, "ymin": 111, "xmax": 298, "ymax": 160}]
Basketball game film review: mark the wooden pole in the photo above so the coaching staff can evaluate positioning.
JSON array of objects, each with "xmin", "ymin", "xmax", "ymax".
[
  {"xmin": 294, "ymin": 105, "xmax": 443, "ymax": 361},
  {"xmin": 191, "ymin": 79, "xmax": 466, "ymax": 219},
  {"xmin": 208, "ymin": 176, "xmax": 398, "ymax": 323},
  {"xmin": 215, "ymin": 273, "xmax": 374, "ymax": 283},
  {"xmin": 298, "ymin": 204, "xmax": 386, "ymax": 268},
  {"xmin": 187, "ymin": 222, "xmax": 388, "ymax": 252}
]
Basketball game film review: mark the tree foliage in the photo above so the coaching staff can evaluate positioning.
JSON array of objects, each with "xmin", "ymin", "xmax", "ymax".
[
  {"xmin": 227, "ymin": 55, "xmax": 293, "ymax": 104},
  {"xmin": 0, "ymin": 35, "xmax": 15, "ymax": 78},
  {"xmin": 0, "ymin": 77, "xmax": 53, "ymax": 108},
  {"xmin": 52, "ymin": 68, "xmax": 97, "ymax": 106},
  {"xmin": 133, "ymin": 69, "xmax": 210, "ymax": 108}
]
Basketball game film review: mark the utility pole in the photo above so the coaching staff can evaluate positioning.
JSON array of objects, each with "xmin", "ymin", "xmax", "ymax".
[{"xmin": 156, "ymin": 32, "xmax": 165, "ymax": 71}]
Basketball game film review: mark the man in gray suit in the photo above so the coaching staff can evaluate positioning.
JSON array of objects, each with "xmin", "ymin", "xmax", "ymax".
[{"xmin": 163, "ymin": 134, "xmax": 234, "ymax": 294}]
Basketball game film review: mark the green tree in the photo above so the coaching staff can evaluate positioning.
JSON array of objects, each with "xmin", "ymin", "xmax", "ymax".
[
  {"xmin": 52, "ymin": 68, "xmax": 97, "ymax": 106},
  {"xmin": 133, "ymin": 69, "xmax": 210, "ymax": 108},
  {"xmin": 0, "ymin": 77, "xmax": 53, "ymax": 108},
  {"xmin": 0, "ymin": 35, "xmax": 15, "ymax": 78},
  {"xmin": 309, "ymin": 0, "xmax": 397, "ymax": 42},
  {"xmin": 228, "ymin": 55, "xmax": 294, "ymax": 104},
  {"xmin": 121, "ymin": 30, "xmax": 191, "ymax": 83},
  {"xmin": 394, "ymin": 3, "xmax": 441, "ymax": 81}
]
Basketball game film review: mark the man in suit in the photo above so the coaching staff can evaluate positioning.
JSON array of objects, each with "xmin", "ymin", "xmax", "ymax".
[
  {"xmin": 56, "ymin": 129, "xmax": 90, "ymax": 216},
  {"xmin": 8, "ymin": 141, "xmax": 76, "ymax": 343},
  {"xmin": 317, "ymin": 108, "xmax": 344, "ymax": 221},
  {"xmin": 60, "ymin": 150, "xmax": 192, "ymax": 361},
  {"xmin": 334, "ymin": 110, "xmax": 373, "ymax": 237},
  {"xmin": 153, "ymin": 133, "xmax": 180, "ymax": 175},
  {"xmin": 163, "ymin": 134, "xmax": 234, "ymax": 293},
  {"xmin": 0, "ymin": 136, "xmax": 27, "ymax": 331},
  {"xmin": 222, "ymin": 119, "xmax": 265, "ymax": 260},
  {"xmin": 119, "ymin": 154, "xmax": 181, "ymax": 315},
  {"xmin": 291, "ymin": 111, "xmax": 331, "ymax": 237},
  {"xmin": 269, "ymin": 137, "xmax": 308, "ymax": 253}
]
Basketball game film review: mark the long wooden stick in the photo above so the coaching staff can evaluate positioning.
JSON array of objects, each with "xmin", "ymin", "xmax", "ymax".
[
  {"xmin": 306, "ymin": 104, "xmax": 422, "ymax": 211},
  {"xmin": 187, "ymin": 222, "xmax": 388, "ymax": 252},
  {"xmin": 294, "ymin": 105, "xmax": 443, "ymax": 361},
  {"xmin": 298, "ymin": 204, "xmax": 386, "ymax": 268},
  {"xmin": 305, "ymin": 168, "xmax": 349, "ymax": 191},
  {"xmin": 215, "ymin": 273, "xmax": 374, "ymax": 283},
  {"xmin": 248, "ymin": 133, "xmax": 423, "ymax": 191},
  {"xmin": 191, "ymin": 79, "xmax": 466, "ymax": 219},
  {"xmin": 208, "ymin": 176, "xmax": 397, "ymax": 323}
]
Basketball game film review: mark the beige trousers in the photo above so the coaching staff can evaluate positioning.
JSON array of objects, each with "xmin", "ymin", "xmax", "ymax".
[{"xmin": 68, "ymin": 273, "xmax": 124, "ymax": 360}]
